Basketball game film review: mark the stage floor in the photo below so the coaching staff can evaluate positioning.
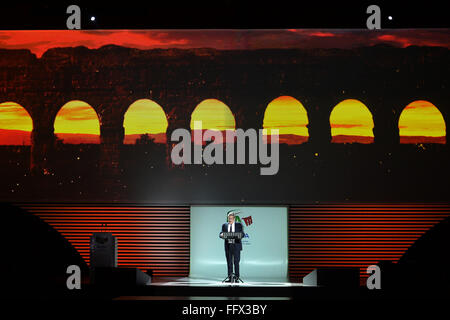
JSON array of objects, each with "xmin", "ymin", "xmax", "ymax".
[
  {"xmin": 114, "ymin": 276, "xmax": 306, "ymax": 300},
  {"xmin": 149, "ymin": 277, "xmax": 304, "ymax": 287},
  {"xmin": 99, "ymin": 276, "xmax": 444, "ymax": 301}
]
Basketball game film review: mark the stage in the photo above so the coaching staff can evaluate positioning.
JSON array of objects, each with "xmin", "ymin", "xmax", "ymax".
[
  {"xmin": 149, "ymin": 277, "xmax": 304, "ymax": 287},
  {"xmin": 109, "ymin": 276, "xmax": 369, "ymax": 301},
  {"xmin": 104, "ymin": 276, "xmax": 447, "ymax": 301},
  {"xmin": 106, "ymin": 276, "xmax": 305, "ymax": 300}
]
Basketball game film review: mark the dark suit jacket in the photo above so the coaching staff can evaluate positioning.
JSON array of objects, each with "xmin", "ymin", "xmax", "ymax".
[{"xmin": 220, "ymin": 222, "xmax": 244, "ymax": 251}]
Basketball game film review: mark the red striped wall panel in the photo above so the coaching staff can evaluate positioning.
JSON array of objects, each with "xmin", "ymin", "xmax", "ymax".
[
  {"xmin": 14, "ymin": 203, "xmax": 450, "ymax": 284},
  {"xmin": 288, "ymin": 203, "xmax": 450, "ymax": 284},
  {"xmin": 16, "ymin": 203, "xmax": 190, "ymax": 277}
]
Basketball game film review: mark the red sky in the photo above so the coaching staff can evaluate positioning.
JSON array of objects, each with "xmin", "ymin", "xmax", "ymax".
[
  {"xmin": 0, "ymin": 29, "xmax": 448, "ymax": 58},
  {"xmin": 0, "ymin": 29, "xmax": 448, "ymax": 146}
]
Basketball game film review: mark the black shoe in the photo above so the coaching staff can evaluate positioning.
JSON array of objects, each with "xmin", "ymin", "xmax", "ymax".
[{"xmin": 225, "ymin": 276, "xmax": 232, "ymax": 283}]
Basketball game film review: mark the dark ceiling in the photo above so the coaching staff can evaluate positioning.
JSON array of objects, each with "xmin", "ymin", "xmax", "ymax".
[{"xmin": 0, "ymin": 2, "xmax": 448, "ymax": 30}]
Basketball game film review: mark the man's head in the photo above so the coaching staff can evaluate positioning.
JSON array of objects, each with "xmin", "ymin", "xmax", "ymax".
[{"xmin": 227, "ymin": 210, "xmax": 239, "ymax": 224}]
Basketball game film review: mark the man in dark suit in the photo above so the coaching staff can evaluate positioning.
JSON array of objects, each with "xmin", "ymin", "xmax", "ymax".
[{"xmin": 219, "ymin": 210, "xmax": 245, "ymax": 282}]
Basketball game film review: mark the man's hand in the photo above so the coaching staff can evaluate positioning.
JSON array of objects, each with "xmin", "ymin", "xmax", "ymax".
[{"xmin": 219, "ymin": 232, "xmax": 224, "ymax": 238}]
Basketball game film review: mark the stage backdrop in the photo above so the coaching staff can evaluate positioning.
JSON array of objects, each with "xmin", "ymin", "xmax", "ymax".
[{"xmin": 190, "ymin": 205, "xmax": 288, "ymax": 281}]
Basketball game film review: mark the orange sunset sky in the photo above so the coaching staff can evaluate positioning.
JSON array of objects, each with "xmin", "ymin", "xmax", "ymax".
[
  {"xmin": 330, "ymin": 99, "xmax": 375, "ymax": 144},
  {"xmin": 0, "ymin": 98, "xmax": 446, "ymax": 145}
]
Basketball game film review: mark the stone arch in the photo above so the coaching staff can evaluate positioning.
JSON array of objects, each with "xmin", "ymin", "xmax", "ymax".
[
  {"xmin": 262, "ymin": 96, "xmax": 310, "ymax": 144},
  {"xmin": 53, "ymin": 100, "xmax": 101, "ymax": 144},
  {"xmin": 0, "ymin": 101, "xmax": 33, "ymax": 145},
  {"xmin": 123, "ymin": 98, "xmax": 169, "ymax": 144},
  {"xmin": 398, "ymin": 100, "xmax": 446, "ymax": 144},
  {"xmin": 329, "ymin": 99, "xmax": 375, "ymax": 144},
  {"xmin": 190, "ymin": 98, "xmax": 236, "ymax": 131},
  {"xmin": 189, "ymin": 98, "xmax": 236, "ymax": 145}
]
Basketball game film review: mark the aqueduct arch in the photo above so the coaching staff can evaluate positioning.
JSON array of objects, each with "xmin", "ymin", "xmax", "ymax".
[{"xmin": 0, "ymin": 45, "xmax": 447, "ymax": 183}]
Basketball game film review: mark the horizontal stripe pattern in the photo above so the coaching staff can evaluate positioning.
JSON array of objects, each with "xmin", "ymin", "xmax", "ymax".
[
  {"xmin": 288, "ymin": 203, "xmax": 450, "ymax": 284},
  {"xmin": 14, "ymin": 202, "xmax": 450, "ymax": 286},
  {"xmin": 15, "ymin": 203, "xmax": 190, "ymax": 277}
]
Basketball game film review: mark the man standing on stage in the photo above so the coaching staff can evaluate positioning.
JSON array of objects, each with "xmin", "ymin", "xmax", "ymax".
[{"xmin": 219, "ymin": 210, "xmax": 245, "ymax": 282}]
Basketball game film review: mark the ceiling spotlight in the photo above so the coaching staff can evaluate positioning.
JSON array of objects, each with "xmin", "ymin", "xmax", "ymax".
[
  {"xmin": 388, "ymin": 16, "xmax": 393, "ymax": 20},
  {"xmin": 90, "ymin": 16, "xmax": 96, "ymax": 21}
]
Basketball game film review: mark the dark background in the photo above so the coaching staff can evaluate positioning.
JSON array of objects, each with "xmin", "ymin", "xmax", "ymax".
[{"xmin": 0, "ymin": 2, "xmax": 448, "ymax": 30}]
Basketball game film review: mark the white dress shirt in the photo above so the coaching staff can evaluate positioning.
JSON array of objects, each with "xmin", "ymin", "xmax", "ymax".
[{"xmin": 228, "ymin": 222, "xmax": 235, "ymax": 232}]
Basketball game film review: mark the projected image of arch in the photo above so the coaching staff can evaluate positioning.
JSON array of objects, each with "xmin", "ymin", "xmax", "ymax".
[
  {"xmin": 54, "ymin": 101, "xmax": 100, "ymax": 144},
  {"xmin": 330, "ymin": 99, "xmax": 374, "ymax": 144},
  {"xmin": 123, "ymin": 99, "xmax": 168, "ymax": 144},
  {"xmin": 0, "ymin": 102, "xmax": 33, "ymax": 145},
  {"xmin": 399, "ymin": 100, "xmax": 446, "ymax": 144},
  {"xmin": 263, "ymin": 96, "xmax": 309, "ymax": 144},
  {"xmin": 190, "ymin": 99, "xmax": 236, "ymax": 144}
]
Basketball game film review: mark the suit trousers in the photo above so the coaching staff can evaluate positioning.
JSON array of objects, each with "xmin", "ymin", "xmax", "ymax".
[{"xmin": 225, "ymin": 243, "xmax": 240, "ymax": 277}]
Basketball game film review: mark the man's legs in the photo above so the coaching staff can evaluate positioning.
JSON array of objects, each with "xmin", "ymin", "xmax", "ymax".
[
  {"xmin": 232, "ymin": 246, "xmax": 241, "ymax": 278},
  {"xmin": 225, "ymin": 244, "xmax": 233, "ymax": 277}
]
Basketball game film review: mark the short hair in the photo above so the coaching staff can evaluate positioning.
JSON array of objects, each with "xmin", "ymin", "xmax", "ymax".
[{"xmin": 227, "ymin": 210, "xmax": 240, "ymax": 217}]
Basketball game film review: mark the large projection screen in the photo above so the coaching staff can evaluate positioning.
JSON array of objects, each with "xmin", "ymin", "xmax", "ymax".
[{"xmin": 190, "ymin": 206, "xmax": 288, "ymax": 281}]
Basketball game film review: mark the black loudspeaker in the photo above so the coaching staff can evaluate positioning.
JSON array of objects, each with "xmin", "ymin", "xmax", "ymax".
[
  {"xmin": 90, "ymin": 232, "xmax": 118, "ymax": 268},
  {"xmin": 303, "ymin": 267, "xmax": 360, "ymax": 288}
]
